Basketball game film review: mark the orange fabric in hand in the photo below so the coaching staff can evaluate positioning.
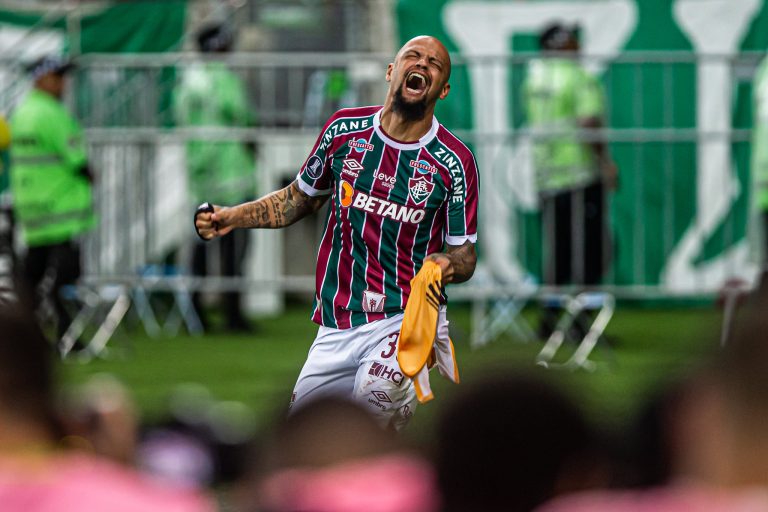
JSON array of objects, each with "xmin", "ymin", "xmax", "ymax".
[{"xmin": 398, "ymin": 261, "xmax": 442, "ymax": 378}]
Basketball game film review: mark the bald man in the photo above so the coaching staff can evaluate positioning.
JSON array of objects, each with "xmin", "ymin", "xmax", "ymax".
[{"xmin": 195, "ymin": 36, "xmax": 480, "ymax": 429}]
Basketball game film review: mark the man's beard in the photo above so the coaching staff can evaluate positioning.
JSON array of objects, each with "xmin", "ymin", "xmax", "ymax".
[{"xmin": 392, "ymin": 86, "xmax": 428, "ymax": 122}]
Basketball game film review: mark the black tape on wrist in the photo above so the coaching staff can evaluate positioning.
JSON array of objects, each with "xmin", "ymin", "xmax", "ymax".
[{"xmin": 194, "ymin": 202, "xmax": 215, "ymax": 241}]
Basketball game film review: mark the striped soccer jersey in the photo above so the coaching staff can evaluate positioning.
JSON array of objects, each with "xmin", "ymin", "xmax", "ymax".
[{"xmin": 297, "ymin": 106, "xmax": 479, "ymax": 329}]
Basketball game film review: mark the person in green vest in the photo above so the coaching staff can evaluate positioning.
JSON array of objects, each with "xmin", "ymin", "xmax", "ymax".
[
  {"xmin": 522, "ymin": 23, "xmax": 617, "ymax": 336},
  {"xmin": 10, "ymin": 56, "xmax": 95, "ymax": 341},
  {"xmin": 752, "ymin": 54, "xmax": 768, "ymax": 261},
  {"xmin": 173, "ymin": 24, "xmax": 257, "ymax": 332},
  {"xmin": 0, "ymin": 114, "xmax": 10, "ymax": 196},
  {"xmin": 0, "ymin": 114, "xmax": 14, "ymax": 305}
]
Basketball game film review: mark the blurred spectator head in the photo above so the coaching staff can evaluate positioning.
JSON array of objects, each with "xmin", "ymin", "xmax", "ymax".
[
  {"xmin": 136, "ymin": 383, "xmax": 257, "ymax": 490},
  {"xmin": 235, "ymin": 397, "xmax": 438, "ymax": 512},
  {"xmin": 539, "ymin": 23, "xmax": 580, "ymax": 52},
  {"xmin": 62, "ymin": 374, "xmax": 138, "ymax": 465},
  {"xmin": 196, "ymin": 23, "xmax": 235, "ymax": 53},
  {"xmin": 27, "ymin": 55, "xmax": 74, "ymax": 99},
  {"xmin": 0, "ymin": 302, "xmax": 59, "ymax": 442},
  {"xmin": 668, "ymin": 291, "xmax": 768, "ymax": 487},
  {"xmin": 264, "ymin": 397, "xmax": 398, "ymax": 470},
  {"xmin": 435, "ymin": 372, "xmax": 609, "ymax": 512}
]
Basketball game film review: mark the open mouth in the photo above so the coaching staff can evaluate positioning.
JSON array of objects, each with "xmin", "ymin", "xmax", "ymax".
[{"xmin": 404, "ymin": 71, "xmax": 428, "ymax": 94}]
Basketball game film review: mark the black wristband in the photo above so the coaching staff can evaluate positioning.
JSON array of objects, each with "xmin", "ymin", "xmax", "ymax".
[{"xmin": 194, "ymin": 202, "xmax": 215, "ymax": 241}]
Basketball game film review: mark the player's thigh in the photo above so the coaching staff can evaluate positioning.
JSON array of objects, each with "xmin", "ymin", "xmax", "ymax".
[
  {"xmin": 291, "ymin": 331, "xmax": 358, "ymax": 409},
  {"xmin": 353, "ymin": 330, "xmax": 417, "ymax": 429}
]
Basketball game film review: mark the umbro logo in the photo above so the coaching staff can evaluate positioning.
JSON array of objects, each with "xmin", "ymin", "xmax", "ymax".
[
  {"xmin": 343, "ymin": 158, "xmax": 364, "ymax": 178},
  {"xmin": 370, "ymin": 390, "xmax": 392, "ymax": 403}
]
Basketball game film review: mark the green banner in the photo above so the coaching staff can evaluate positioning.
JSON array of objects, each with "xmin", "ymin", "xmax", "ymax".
[
  {"xmin": 398, "ymin": 0, "xmax": 768, "ymax": 291},
  {"xmin": 0, "ymin": 1, "xmax": 186, "ymax": 54},
  {"xmin": 0, "ymin": 3, "xmax": 187, "ymax": 127}
]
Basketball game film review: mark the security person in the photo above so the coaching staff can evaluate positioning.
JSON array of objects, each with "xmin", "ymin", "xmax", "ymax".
[
  {"xmin": 0, "ymin": 114, "xmax": 10, "ymax": 195},
  {"xmin": 10, "ymin": 56, "xmax": 95, "ymax": 340},
  {"xmin": 753, "ymin": 53, "xmax": 768, "ymax": 261},
  {"xmin": 173, "ymin": 24, "xmax": 257, "ymax": 332},
  {"xmin": 0, "ymin": 114, "xmax": 13, "ymax": 304},
  {"xmin": 523, "ymin": 23, "xmax": 617, "ymax": 336}
]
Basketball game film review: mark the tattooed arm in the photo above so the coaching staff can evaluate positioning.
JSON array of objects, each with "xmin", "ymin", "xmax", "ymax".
[
  {"xmin": 425, "ymin": 240, "xmax": 477, "ymax": 284},
  {"xmin": 194, "ymin": 180, "xmax": 329, "ymax": 239}
]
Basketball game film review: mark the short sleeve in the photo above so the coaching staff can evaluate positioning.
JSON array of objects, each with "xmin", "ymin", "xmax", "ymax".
[
  {"xmin": 445, "ymin": 150, "xmax": 479, "ymax": 246},
  {"xmin": 295, "ymin": 113, "xmax": 342, "ymax": 197}
]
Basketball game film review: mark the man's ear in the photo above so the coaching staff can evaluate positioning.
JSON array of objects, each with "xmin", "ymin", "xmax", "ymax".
[
  {"xmin": 385, "ymin": 63, "xmax": 393, "ymax": 82},
  {"xmin": 439, "ymin": 82, "xmax": 451, "ymax": 100}
]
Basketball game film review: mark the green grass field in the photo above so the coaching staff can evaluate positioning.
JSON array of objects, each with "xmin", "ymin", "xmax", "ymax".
[{"xmin": 58, "ymin": 302, "xmax": 722, "ymax": 443}]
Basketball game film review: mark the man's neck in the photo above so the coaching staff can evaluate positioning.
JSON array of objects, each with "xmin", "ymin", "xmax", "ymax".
[{"xmin": 378, "ymin": 104, "xmax": 434, "ymax": 143}]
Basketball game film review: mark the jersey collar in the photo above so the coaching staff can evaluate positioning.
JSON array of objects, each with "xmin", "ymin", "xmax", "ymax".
[{"xmin": 373, "ymin": 109, "xmax": 439, "ymax": 150}]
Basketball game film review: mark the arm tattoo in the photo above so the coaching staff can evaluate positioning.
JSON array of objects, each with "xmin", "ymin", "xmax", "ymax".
[
  {"xmin": 445, "ymin": 241, "xmax": 477, "ymax": 284},
  {"xmin": 239, "ymin": 181, "xmax": 328, "ymax": 229}
]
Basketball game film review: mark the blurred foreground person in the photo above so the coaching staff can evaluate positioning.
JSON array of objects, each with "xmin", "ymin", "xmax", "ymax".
[
  {"xmin": 536, "ymin": 293, "xmax": 768, "ymax": 512},
  {"xmin": 435, "ymin": 372, "xmax": 610, "ymax": 512},
  {"xmin": 62, "ymin": 373, "xmax": 139, "ymax": 466},
  {"xmin": 234, "ymin": 397, "xmax": 438, "ymax": 512},
  {"xmin": 0, "ymin": 304, "xmax": 215, "ymax": 512}
]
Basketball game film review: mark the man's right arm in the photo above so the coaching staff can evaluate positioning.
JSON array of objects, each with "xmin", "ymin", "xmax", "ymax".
[{"xmin": 195, "ymin": 180, "xmax": 329, "ymax": 239}]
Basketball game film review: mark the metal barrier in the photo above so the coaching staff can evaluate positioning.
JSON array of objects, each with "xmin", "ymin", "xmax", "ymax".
[{"xmin": 2, "ymin": 51, "xmax": 764, "ymax": 350}]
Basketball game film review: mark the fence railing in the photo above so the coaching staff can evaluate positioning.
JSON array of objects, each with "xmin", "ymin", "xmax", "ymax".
[{"xmin": 2, "ymin": 51, "xmax": 764, "ymax": 308}]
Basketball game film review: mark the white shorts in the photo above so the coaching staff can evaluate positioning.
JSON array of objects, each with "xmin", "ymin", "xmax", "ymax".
[{"xmin": 290, "ymin": 314, "xmax": 417, "ymax": 431}]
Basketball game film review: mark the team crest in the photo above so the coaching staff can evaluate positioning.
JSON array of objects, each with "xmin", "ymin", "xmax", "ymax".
[
  {"xmin": 408, "ymin": 177, "xmax": 434, "ymax": 205},
  {"xmin": 362, "ymin": 290, "xmax": 386, "ymax": 312}
]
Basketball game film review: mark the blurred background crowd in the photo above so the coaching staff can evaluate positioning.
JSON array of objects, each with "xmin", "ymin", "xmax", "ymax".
[{"xmin": 4, "ymin": 282, "xmax": 768, "ymax": 511}]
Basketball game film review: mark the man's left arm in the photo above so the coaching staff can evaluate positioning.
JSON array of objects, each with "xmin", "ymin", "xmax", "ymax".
[{"xmin": 425, "ymin": 240, "xmax": 477, "ymax": 284}]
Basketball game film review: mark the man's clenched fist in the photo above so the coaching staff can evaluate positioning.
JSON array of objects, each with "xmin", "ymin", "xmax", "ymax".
[{"xmin": 194, "ymin": 202, "xmax": 235, "ymax": 240}]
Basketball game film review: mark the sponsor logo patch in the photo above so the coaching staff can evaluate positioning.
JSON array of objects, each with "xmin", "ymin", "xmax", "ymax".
[
  {"xmin": 349, "ymin": 138, "xmax": 374, "ymax": 153},
  {"xmin": 363, "ymin": 290, "xmax": 386, "ymax": 312},
  {"xmin": 339, "ymin": 181, "xmax": 355, "ymax": 207},
  {"xmin": 338, "ymin": 182, "xmax": 426, "ymax": 224},
  {"xmin": 408, "ymin": 177, "xmax": 434, "ymax": 205},
  {"xmin": 410, "ymin": 159, "xmax": 437, "ymax": 175},
  {"xmin": 371, "ymin": 390, "xmax": 392, "ymax": 403},
  {"xmin": 342, "ymin": 158, "xmax": 363, "ymax": 178},
  {"xmin": 305, "ymin": 155, "xmax": 324, "ymax": 179},
  {"xmin": 434, "ymin": 147, "xmax": 465, "ymax": 203},
  {"xmin": 375, "ymin": 171, "xmax": 396, "ymax": 190},
  {"xmin": 368, "ymin": 362, "xmax": 404, "ymax": 385}
]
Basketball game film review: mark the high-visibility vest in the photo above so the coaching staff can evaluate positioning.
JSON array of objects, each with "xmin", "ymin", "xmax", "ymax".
[
  {"xmin": 10, "ymin": 89, "xmax": 94, "ymax": 246},
  {"xmin": 0, "ymin": 115, "xmax": 10, "ymax": 196},
  {"xmin": 172, "ymin": 61, "xmax": 257, "ymax": 205},
  {"xmin": 753, "ymin": 56, "xmax": 768, "ymax": 211}
]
